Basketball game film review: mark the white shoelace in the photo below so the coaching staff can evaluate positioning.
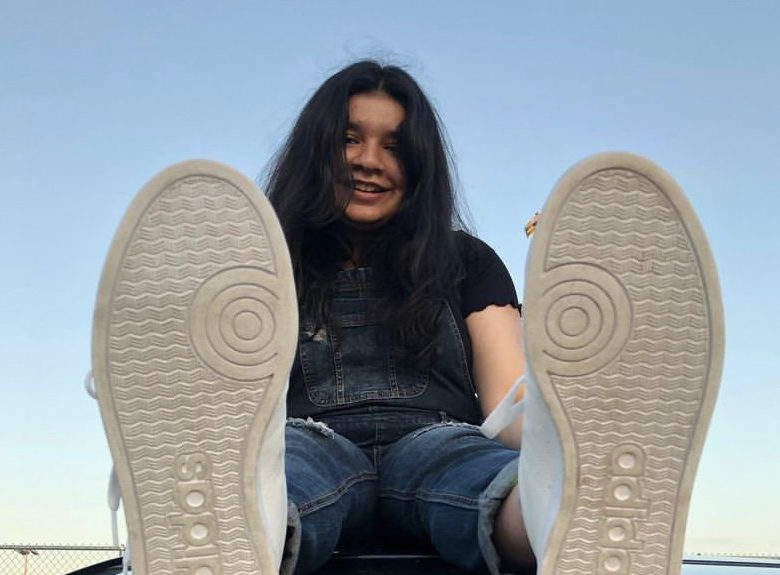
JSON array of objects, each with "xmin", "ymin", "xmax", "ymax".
[
  {"xmin": 480, "ymin": 375, "xmax": 526, "ymax": 439},
  {"xmin": 84, "ymin": 371, "xmax": 128, "ymax": 574}
]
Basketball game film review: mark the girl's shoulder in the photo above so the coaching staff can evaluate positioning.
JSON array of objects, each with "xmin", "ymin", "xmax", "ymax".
[
  {"xmin": 451, "ymin": 230, "xmax": 520, "ymax": 316},
  {"xmin": 452, "ymin": 230, "xmax": 505, "ymax": 271}
]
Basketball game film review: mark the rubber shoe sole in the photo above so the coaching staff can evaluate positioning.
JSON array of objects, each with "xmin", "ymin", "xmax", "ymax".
[
  {"xmin": 523, "ymin": 152, "xmax": 724, "ymax": 575},
  {"xmin": 92, "ymin": 160, "xmax": 297, "ymax": 575}
]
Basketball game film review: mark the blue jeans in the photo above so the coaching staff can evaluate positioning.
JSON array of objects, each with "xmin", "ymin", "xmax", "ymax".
[{"xmin": 282, "ymin": 417, "xmax": 519, "ymax": 575}]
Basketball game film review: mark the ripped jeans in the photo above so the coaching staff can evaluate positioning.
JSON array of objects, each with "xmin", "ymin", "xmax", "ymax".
[
  {"xmin": 282, "ymin": 269, "xmax": 520, "ymax": 573},
  {"xmin": 282, "ymin": 414, "xmax": 519, "ymax": 575}
]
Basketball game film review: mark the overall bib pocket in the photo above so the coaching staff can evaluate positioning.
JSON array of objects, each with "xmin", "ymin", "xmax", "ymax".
[{"xmin": 298, "ymin": 297, "xmax": 429, "ymax": 408}]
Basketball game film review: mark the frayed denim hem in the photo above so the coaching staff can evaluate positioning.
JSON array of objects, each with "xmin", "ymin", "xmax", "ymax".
[
  {"xmin": 478, "ymin": 457, "xmax": 520, "ymax": 575},
  {"xmin": 287, "ymin": 416, "xmax": 336, "ymax": 438}
]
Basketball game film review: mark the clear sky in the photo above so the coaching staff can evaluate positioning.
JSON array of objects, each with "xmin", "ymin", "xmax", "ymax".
[{"xmin": 1, "ymin": 0, "xmax": 778, "ymax": 555}]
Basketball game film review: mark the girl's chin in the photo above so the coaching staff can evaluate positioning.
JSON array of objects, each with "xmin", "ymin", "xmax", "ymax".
[{"xmin": 340, "ymin": 214, "xmax": 394, "ymax": 232}]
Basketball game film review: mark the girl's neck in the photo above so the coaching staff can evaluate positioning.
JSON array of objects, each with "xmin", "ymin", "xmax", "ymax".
[{"xmin": 338, "ymin": 223, "xmax": 377, "ymax": 269}]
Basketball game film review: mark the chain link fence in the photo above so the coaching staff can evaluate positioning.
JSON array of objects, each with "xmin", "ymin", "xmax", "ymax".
[{"xmin": 0, "ymin": 545, "xmax": 124, "ymax": 575}]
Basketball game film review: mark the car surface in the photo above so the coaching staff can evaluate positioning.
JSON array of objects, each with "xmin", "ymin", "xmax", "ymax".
[{"xmin": 66, "ymin": 553, "xmax": 780, "ymax": 575}]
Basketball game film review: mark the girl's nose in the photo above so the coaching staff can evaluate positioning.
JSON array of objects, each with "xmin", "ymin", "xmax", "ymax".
[{"xmin": 351, "ymin": 143, "xmax": 382, "ymax": 172}]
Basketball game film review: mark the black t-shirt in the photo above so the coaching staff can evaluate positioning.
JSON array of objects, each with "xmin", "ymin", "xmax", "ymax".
[{"xmin": 449, "ymin": 230, "xmax": 521, "ymax": 373}]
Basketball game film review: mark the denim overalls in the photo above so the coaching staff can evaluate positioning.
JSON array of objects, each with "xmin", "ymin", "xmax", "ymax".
[{"xmin": 282, "ymin": 268, "xmax": 520, "ymax": 575}]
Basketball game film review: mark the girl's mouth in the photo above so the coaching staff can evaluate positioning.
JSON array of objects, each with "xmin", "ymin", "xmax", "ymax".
[{"xmin": 353, "ymin": 181, "xmax": 387, "ymax": 194}]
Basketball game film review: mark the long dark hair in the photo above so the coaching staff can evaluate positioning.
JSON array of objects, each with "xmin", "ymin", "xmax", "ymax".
[{"xmin": 266, "ymin": 60, "xmax": 467, "ymax": 364}]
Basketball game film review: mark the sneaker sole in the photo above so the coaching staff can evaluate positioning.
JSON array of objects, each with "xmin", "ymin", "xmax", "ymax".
[
  {"xmin": 524, "ymin": 152, "xmax": 724, "ymax": 575},
  {"xmin": 92, "ymin": 160, "xmax": 297, "ymax": 575}
]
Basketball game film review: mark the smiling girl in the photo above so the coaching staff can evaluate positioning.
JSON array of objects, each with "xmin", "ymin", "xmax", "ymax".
[
  {"xmin": 263, "ymin": 61, "xmax": 530, "ymax": 574},
  {"xmin": 93, "ymin": 59, "xmax": 723, "ymax": 575}
]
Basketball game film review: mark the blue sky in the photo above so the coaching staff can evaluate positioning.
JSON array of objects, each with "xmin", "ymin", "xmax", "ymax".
[{"xmin": 1, "ymin": 0, "xmax": 778, "ymax": 554}]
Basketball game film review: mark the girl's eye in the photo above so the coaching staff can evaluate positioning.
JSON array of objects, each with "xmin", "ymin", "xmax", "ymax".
[
  {"xmin": 345, "ymin": 134, "xmax": 359, "ymax": 145},
  {"xmin": 385, "ymin": 142, "xmax": 399, "ymax": 153}
]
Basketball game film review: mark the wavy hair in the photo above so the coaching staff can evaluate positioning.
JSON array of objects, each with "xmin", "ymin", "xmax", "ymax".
[{"xmin": 265, "ymin": 60, "xmax": 467, "ymax": 364}]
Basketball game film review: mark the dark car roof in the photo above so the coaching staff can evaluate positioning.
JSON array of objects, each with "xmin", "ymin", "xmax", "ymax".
[{"xmin": 66, "ymin": 555, "xmax": 780, "ymax": 575}]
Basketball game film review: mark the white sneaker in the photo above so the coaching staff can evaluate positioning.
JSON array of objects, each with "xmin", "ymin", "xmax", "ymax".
[
  {"xmin": 92, "ymin": 160, "xmax": 297, "ymax": 575},
  {"xmin": 520, "ymin": 152, "xmax": 724, "ymax": 575}
]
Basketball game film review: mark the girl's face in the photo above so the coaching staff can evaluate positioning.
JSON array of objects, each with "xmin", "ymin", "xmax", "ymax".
[{"xmin": 341, "ymin": 91, "xmax": 406, "ymax": 230}]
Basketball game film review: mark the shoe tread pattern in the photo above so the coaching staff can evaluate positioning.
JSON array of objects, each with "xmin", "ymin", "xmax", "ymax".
[
  {"xmin": 96, "ymin": 168, "xmax": 292, "ymax": 575},
  {"xmin": 530, "ymin": 159, "xmax": 721, "ymax": 575}
]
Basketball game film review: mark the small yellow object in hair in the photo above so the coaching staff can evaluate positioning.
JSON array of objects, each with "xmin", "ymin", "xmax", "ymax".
[{"xmin": 524, "ymin": 212, "xmax": 540, "ymax": 238}]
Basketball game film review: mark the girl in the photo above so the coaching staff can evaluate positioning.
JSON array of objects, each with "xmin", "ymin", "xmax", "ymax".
[
  {"xmin": 93, "ymin": 59, "xmax": 722, "ymax": 575},
  {"xmin": 266, "ymin": 60, "xmax": 531, "ymax": 574}
]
